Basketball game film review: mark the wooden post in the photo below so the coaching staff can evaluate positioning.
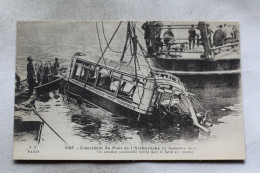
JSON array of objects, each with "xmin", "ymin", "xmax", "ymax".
[{"xmin": 197, "ymin": 21, "xmax": 211, "ymax": 58}]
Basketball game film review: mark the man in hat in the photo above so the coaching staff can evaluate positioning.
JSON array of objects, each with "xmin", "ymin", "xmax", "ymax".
[
  {"xmin": 188, "ymin": 24, "xmax": 198, "ymax": 49},
  {"xmin": 141, "ymin": 21, "xmax": 151, "ymax": 47},
  {"xmin": 27, "ymin": 56, "xmax": 35, "ymax": 95},
  {"xmin": 213, "ymin": 25, "xmax": 226, "ymax": 47},
  {"xmin": 163, "ymin": 26, "xmax": 175, "ymax": 51},
  {"xmin": 53, "ymin": 58, "xmax": 60, "ymax": 75}
]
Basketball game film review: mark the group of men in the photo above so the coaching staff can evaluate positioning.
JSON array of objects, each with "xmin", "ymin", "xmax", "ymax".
[
  {"xmin": 141, "ymin": 22, "xmax": 240, "ymax": 54},
  {"xmin": 26, "ymin": 56, "xmax": 59, "ymax": 95},
  {"xmin": 191, "ymin": 23, "xmax": 240, "ymax": 48}
]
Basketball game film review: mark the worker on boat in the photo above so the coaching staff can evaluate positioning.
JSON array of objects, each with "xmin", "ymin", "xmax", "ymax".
[
  {"xmin": 149, "ymin": 21, "xmax": 162, "ymax": 55},
  {"xmin": 155, "ymin": 31, "xmax": 163, "ymax": 52},
  {"xmin": 53, "ymin": 58, "xmax": 60, "ymax": 75},
  {"xmin": 206, "ymin": 24, "xmax": 214, "ymax": 47},
  {"xmin": 35, "ymin": 61, "xmax": 43, "ymax": 85},
  {"xmin": 188, "ymin": 24, "xmax": 198, "ymax": 49},
  {"xmin": 213, "ymin": 25, "xmax": 226, "ymax": 47},
  {"xmin": 223, "ymin": 24, "xmax": 234, "ymax": 43},
  {"xmin": 141, "ymin": 21, "xmax": 151, "ymax": 47},
  {"xmin": 47, "ymin": 62, "xmax": 54, "ymax": 82},
  {"xmin": 231, "ymin": 25, "xmax": 239, "ymax": 41},
  {"xmin": 163, "ymin": 26, "xmax": 175, "ymax": 51},
  {"xmin": 27, "ymin": 56, "xmax": 35, "ymax": 96},
  {"xmin": 42, "ymin": 63, "xmax": 51, "ymax": 84}
]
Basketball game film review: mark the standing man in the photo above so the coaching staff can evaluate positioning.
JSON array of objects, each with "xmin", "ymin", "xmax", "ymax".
[
  {"xmin": 223, "ymin": 23, "xmax": 229, "ymax": 42},
  {"xmin": 141, "ymin": 21, "xmax": 151, "ymax": 47},
  {"xmin": 188, "ymin": 24, "xmax": 198, "ymax": 49},
  {"xmin": 149, "ymin": 21, "xmax": 162, "ymax": 55},
  {"xmin": 163, "ymin": 26, "xmax": 175, "ymax": 50},
  {"xmin": 27, "ymin": 56, "xmax": 35, "ymax": 96},
  {"xmin": 206, "ymin": 24, "xmax": 214, "ymax": 47},
  {"xmin": 232, "ymin": 25, "xmax": 239, "ymax": 41},
  {"xmin": 53, "ymin": 58, "xmax": 60, "ymax": 75},
  {"xmin": 213, "ymin": 25, "xmax": 226, "ymax": 47}
]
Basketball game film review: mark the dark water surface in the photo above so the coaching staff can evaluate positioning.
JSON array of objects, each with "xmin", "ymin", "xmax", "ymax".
[{"xmin": 34, "ymin": 84, "xmax": 242, "ymax": 145}]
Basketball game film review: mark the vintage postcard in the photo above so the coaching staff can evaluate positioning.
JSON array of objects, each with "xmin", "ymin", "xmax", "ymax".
[{"xmin": 13, "ymin": 21, "xmax": 244, "ymax": 160}]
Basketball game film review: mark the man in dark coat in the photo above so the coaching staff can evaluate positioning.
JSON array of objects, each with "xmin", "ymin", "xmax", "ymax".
[
  {"xmin": 141, "ymin": 21, "xmax": 151, "ymax": 46},
  {"xmin": 53, "ymin": 58, "xmax": 60, "ymax": 75},
  {"xmin": 188, "ymin": 24, "xmax": 198, "ymax": 49},
  {"xmin": 27, "ymin": 56, "xmax": 35, "ymax": 95},
  {"xmin": 213, "ymin": 25, "xmax": 226, "ymax": 47}
]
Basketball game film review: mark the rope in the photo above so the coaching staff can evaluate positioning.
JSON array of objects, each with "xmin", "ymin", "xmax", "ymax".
[
  {"xmin": 137, "ymin": 41, "xmax": 154, "ymax": 72},
  {"xmin": 136, "ymin": 27, "xmax": 144, "ymax": 35},
  {"xmin": 128, "ymin": 35, "xmax": 134, "ymax": 64},
  {"xmin": 137, "ymin": 40, "xmax": 175, "ymax": 88},
  {"xmin": 101, "ymin": 22, "xmax": 123, "ymax": 54},
  {"xmin": 94, "ymin": 22, "xmax": 122, "ymax": 72},
  {"xmin": 96, "ymin": 22, "xmax": 107, "ymax": 65},
  {"xmin": 77, "ymin": 21, "xmax": 122, "ymax": 98},
  {"xmin": 120, "ymin": 22, "xmax": 130, "ymax": 62}
]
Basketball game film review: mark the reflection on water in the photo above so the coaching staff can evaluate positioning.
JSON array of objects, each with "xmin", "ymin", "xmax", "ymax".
[{"xmin": 34, "ymin": 83, "xmax": 242, "ymax": 145}]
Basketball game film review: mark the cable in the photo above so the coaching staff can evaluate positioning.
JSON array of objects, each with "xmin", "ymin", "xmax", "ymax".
[
  {"xmin": 136, "ymin": 27, "xmax": 144, "ymax": 36},
  {"xmin": 78, "ymin": 22, "xmax": 123, "ymax": 97},
  {"xmin": 96, "ymin": 22, "xmax": 107, "ymax": 66},
  {"xmin": 101, "ymin": 22, "xmax": 123, "ymax": 54}
]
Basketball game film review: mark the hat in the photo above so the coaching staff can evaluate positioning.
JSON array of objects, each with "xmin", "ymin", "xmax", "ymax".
[
  {"xmin": 55, "ymin": 58, "xmax": 58, "ymax": 60},
  {"xmin": 27, "ymin": 56, "xmax": 33, "ymax": 61},
  {"xmin": 191, "ymin": 24, "xmax": 194, "ymax": 27},
  {"xmin": 219, "ymin": 25, "xmax": 223, "ymax": 28}
]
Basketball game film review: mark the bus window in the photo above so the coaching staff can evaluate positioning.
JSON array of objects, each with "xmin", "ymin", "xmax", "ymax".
[
  {"xmin": 72, "ymin": 64, "xmax": 82, "ymax": 80},
  {"xmin": 96, "ymin": 68, "xmax": 112, "ymax": 91},
  {"xmin": 79, "ymin": 67, "xmax": 88, "ymax": 83},
  {"xmin": 109, "ymin": 78, "xmax": 120, "ymax": 93},
  {"xmin": 86, "ymin": 65, "xmax": 99, "ymax": 86},
  {"xmin": 133, "ymin": 82, "xmax": 144, "ymax": 104},
  {"xmin": 117, "ymin": 78, "xmax": 136, "ymax": 102},
  {"xmin": 139, "ymin": 79, "xmax": 155, "ymax": 110}
]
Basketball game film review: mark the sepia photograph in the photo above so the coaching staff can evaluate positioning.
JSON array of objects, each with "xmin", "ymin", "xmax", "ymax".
[{"xmin": 13, "ymin": 21, "xmax": 244, "ymax": 160}]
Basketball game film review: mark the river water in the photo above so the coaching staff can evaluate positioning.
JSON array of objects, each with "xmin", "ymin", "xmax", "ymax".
[{"xmin": 15, "ymin": 21, "xmax": 243, "ymax": 145}]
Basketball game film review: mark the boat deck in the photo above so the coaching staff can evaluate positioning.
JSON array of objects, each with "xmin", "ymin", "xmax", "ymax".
[
  {"xmin": 156, "ymin": 51, "xmax": 240, "ymax": 60},
  {"xmin": 167, "ymin": 69, "xmax": 241, "ymax": 75}
]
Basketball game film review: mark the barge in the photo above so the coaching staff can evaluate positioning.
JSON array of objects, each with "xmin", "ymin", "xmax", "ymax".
[{"xmin": 145, "ymin": 21, "xmax": 241, "ymax": 88}]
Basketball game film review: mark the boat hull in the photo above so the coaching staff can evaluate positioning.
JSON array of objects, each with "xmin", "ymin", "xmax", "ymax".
[
  {"xmin": 35, "ymin": 76, "xmax": 62, "ymax": 93},
  {"xmin": 154, "ymin": 56, "xmax": 241, "ymax": 88},
  {"xmin": 171, "ymin": 71, "xmax": 241, "ymax": 88},
  {"xmin": 155, "ymin": 57, "xmax": 240, "ymax": 71}
]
